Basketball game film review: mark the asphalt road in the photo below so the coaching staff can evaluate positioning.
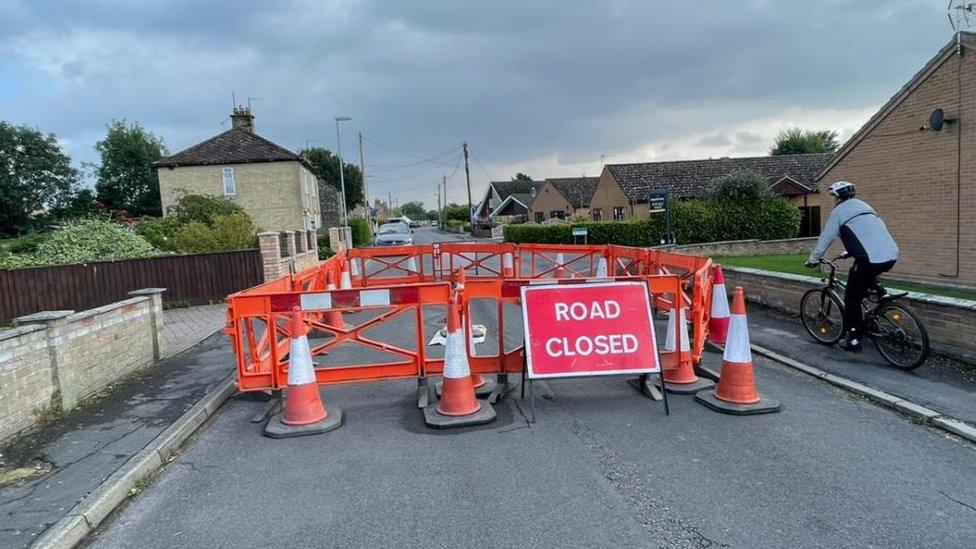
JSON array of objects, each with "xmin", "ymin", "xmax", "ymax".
[{"xmin": 87, "ymin": 229, "xmax": 976, "ymax": 547}]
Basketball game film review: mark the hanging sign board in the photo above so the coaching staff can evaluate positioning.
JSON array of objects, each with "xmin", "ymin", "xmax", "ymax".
[
  {"xmin": 571, "ymin": 227, "xmax": 588, "ymax": 237},
  {"xmin": 649, "ymin": 191, "xmax": 667, "ymax": 213},
  {"xmin": 521, "ymin": 281, "xmax": 659, "ymax": 379}
]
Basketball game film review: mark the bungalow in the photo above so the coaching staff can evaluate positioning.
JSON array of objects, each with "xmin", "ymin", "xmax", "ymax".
[
  {"xmin": 589, "ymin": 153, "xmax": 831, "ymax": 236},
  {"xmin": 815, "ymin": 31, "xmax": 976, "ymax": 285},
  {"xmin": 528, "ymin": 177, "xmax": 600, "ymax": 222},
  {"xmin": 473, "ymin": 180, "xmax": 543, "ymax": 222}
]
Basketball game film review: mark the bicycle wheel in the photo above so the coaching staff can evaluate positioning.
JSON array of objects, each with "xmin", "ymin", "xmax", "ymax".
[
  {"xmin": 800, "ymin": 289, "xmax": 844, "ymax": 344},
  {"xmin": 872, "ymin": 304, "xmax": 929, "ymax": 370}
]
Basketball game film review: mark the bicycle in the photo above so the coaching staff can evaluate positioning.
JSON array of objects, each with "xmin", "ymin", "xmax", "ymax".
[{"xmin": 799, "ymin": 254, "xmax": 929, "ymax": 370}]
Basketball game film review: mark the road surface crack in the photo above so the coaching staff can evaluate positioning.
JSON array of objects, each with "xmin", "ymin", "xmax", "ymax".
[
  {"xmin": 941, "ymin": 492, "xmax": 976, "ymax": 513},
  {"xmin": 572, "ymin": 420, "xmax": 727, "ymax": 548}
]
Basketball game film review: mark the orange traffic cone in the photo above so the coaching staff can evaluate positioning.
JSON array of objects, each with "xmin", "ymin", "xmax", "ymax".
[
  {"xmin": 322, "ymin": 272, "xmax": 346, "ymax": 330},
  {"xmin": 340, "ymin": 263, "xmax": 353, "ymax": 289},
  {"xmin": 595, "ymin": 256, "xmax": 609, "ymax": 277},
  {"xmin": 435, "ymin": 269, "xmax": 496, "ymax": 398},
  {"xmin": 502, "ymin": 252, "xmax": 515, "ymax": 278},
  {"xmin": 554, "ymin": 253, "xmax": 567, "ymax": 279},
  {"xmin": 695, "ymin": 287, "xmax": 780, "ymax": 414},
  {"xmin": 659, "ymin": 306, "xmax": 715, "ymax": 394},
  {"xmin": 424, "ymin": 292, "xmax": 497, "ymax": 428},
  {"xmin": 264, "ymin": 307, "xmax": 343, "ymax": 437},
  {"xmin": 708, "ymin": 265, "xmax": 730, "ymax": 344}
]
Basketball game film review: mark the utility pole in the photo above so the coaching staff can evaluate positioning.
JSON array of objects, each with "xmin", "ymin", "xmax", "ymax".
[
  {"xmin": 437, "ymin": 184, "xmax": 442, "ymax": 228},
  {"xmin": 440, "ymin": 174, "xmax": 447, "ymax": 228},
  {"xmin": 388, "ymin": 192, "xmax": 392, "ymax": 218},
  {"xmin": 358, "ymin": 133, "xmax": 370, "ymax": 231},
  {"xmin": 462, "ymin": 142, "xmax": 473, "ymax": 222}
]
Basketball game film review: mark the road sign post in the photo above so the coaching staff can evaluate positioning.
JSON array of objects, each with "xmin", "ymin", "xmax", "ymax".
[
  {"xmin": 520, "ymin": 281, "xmax": 666, "ymax": 417},
  {"xmin": 572, "ymin": 227, "xmax": 588, "ymax": 245},
  {"xmin": 649, "ymin": 189, "xmax": 674, "ymax": 245}
]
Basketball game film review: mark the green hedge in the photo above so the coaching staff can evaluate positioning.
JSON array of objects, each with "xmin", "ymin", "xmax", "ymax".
[
  {"xmin": 349, "ymin": 218, "xmax": 372, "ymax": 247},
  {"xmin": 504, "ymin": 198, "xmax": 800, "ymax": 245}
]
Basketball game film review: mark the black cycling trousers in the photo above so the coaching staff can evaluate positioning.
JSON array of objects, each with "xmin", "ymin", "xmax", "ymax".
[{"xmin": 844, "ymin": 259, "xmax": 896, "ymax": 340}]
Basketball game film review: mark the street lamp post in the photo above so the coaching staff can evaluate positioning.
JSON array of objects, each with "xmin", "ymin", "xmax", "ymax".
[{"xmin": 334, "ymin": 116, "xmax": 352, "ymax": 232}]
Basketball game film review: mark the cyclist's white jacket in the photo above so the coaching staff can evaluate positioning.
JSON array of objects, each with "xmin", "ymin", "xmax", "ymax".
[{"xmin": 808, "ymin": 198, "xmax": 899, "ymax": 265}]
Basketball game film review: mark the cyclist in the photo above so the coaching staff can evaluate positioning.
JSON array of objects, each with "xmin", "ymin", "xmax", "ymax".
[{"xmin": 805, "ymin": 181, "xmax": 899, "ymax": 352}]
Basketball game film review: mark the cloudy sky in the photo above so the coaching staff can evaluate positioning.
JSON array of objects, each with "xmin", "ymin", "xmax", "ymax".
[{"xmin": 0, "ymin": 0, "xmax": 958, "ymax": 206}]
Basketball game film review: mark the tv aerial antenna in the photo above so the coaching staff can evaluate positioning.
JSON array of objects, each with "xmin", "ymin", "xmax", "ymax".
[{"xmin": 948, "ymin": 0, "xmax": 976, "ymax": 31}]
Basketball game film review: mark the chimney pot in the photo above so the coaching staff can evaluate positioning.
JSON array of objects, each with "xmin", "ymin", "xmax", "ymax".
[{"xmin": 231, "ymin": 106, "xmax": 255, "ymax": 133}]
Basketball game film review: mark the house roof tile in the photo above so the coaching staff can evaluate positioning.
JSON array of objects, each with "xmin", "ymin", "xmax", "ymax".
[
  {"xmin": 155, "ymin": 128, "xmax": 309, "ymax": 170},
  {"xmin": 606, "ymin": 153, "xmax": 832, "ymax": 202},
  {"xmin": 546, "ymin": 177, "xmax": 599, "ymax": 208}
]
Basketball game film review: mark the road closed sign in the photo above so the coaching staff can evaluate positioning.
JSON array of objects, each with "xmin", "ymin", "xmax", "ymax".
[{"xmin": 521, "ymin": 281, "xmax": 659, "ymax": 379}]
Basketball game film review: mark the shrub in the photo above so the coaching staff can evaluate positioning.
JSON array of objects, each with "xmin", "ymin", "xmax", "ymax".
[
  {"xmin": 504, "ymin": 198, "xmax": 800, "ymax": 245},
  {"xmin": 709, "ymin": 171, "xmax": 772, "ymax": 202},
  {"xmin": 33, "ymin": 219, "xmax": 160, "ymax": 264},
  {"xmin": 135, "ymin": 216, "xmax": 184, "ymax": 252},
  {"xmin": 0, "ymin": 251, "xmax": 39, "ymax": 269},
  {"xmin": 166, "ymin": 191, "xmax": 244, "ymax": 225},
  {"xmin": 349, "ymin": 218, "xmax": 372, "ymax": 247},
  {"xmin": 3, "ymin": 231, "xmax": 49, "ymax": 254},
  {"xmin": 171, "ymin": 212, "xmax": 257, "ymax": 253}
]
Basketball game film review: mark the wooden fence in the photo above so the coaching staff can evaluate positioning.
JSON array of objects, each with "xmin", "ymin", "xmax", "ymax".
[{"xmin": 0, "ymin": 249, "xmax": 262, "ymax": 324}]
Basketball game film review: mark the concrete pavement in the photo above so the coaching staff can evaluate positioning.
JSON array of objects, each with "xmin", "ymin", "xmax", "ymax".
[{"xmin": 161, "ymin": 304, "xmax": 226, "ymax": 358}]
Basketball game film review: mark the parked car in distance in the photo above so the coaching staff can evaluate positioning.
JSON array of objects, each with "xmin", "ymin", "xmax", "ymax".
[
  {"xmin": 373, "ymin": 222, "xmax": 414, "ymax": 246},
  {"xmin": 431, "ymin": 220, "xmax": 438, "ymax": 227},
  {"xmin": 409, "ymin": 220, "xmax": 420, "ymax": 228}
]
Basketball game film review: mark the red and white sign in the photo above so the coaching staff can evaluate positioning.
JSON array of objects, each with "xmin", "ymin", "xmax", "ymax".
[{"xmin": 521, "ymin": 281, "xmax": 659, "ymax": 379}]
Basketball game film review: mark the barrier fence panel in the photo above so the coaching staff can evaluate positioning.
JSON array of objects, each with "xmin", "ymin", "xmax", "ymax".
[{"xmin": 226, "ymin": 243, "xmax": 712, "ymax": 392}]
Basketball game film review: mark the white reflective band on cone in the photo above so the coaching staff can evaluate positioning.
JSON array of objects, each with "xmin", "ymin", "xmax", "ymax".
[
  {"xmin": 723, "ymin": 315, "xmax": 752, "ymax": 363},
  {"xmin": 711, "ymin": 283, "xmax": 730, "ymax": 317},
  {"xmin": 595, "ymin": 257, "xmax": 608, "ymax": 277},
  {"xmin": 502, "ymin": 252, "xmax": 513, "ymax": 268},
  {"xmin": 340, "ymin": 270, "xmax": 352, "ymax": 289},
  {"xmin": 442, "ymin": 328, "xmax": 471, "ymax": 379},
  {"xmin": 349, "ymin": 259, "xmax": 360, "ymax": 277},
  {"xmin": 405, "ymin": 256, "xmax": 419, "ymax": 273},
  {"xmin": 287, "ymin": 336, "xmax": 316, "ymax": 385},
  {"xmin": 664, "ymin": 308, "xmax": 691, "ymax": 352}
]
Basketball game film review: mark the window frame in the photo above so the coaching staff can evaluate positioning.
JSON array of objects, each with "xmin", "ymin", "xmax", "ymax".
[
  {"xmin": 612, "ymin": 206, "xmax": 624, "ymax": 221},
  {"xmin": 222, "ymin": 167, "xmax": 236, "ymax": 196}
]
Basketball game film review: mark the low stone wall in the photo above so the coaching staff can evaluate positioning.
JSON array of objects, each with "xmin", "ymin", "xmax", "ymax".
[
  {"xmin": 258, "ymin": 229, "xmax": 320, "ymax": 281},
  {"xmin": 661, "ymin": 237, "xmax": 818, "ymax": 258},
  {"xmin": 0, "ymin": 289, "xmax": 165, "ymax": 445},
  {"xmin": 722, "ymin": 266, "xmax": 976, "ymax": 363}
]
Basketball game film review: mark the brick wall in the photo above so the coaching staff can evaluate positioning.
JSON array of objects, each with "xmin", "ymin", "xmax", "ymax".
[
  {"xmin": 660, "ymin": 237, "xmax": 818, "ymax": 258},
  {"xmin": 722, "ymin": 266, "xmax": 976, "ymax": 363},
  {"xmin": 0, "ymin": 289, "xmax": 164, "ymax": 445},
  {"xmin": 818, "ymin": 35, "xmax": 976, "ymax": 285},
  {"xmin": 530, "ymin": 181, "xmax": 578, "ymax": 220},
  {"xmin": 259, "ymin": 230, "xmax": 320, "ymax": 281}
]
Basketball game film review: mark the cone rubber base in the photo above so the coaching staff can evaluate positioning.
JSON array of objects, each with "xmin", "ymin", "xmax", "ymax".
[
  {"xmin": 423, "ymin": 400, "xmax": 497, "ymax": 429},
  {"xmin": 434, "ymin": 377, "xmax": 497, "ymax": 398},
  {"xmin": 695, "ymin": 391, "xmax": 781, "ymax": 415},
  {"xmin": 656, "ymin": 376, "xmax": 715, "ymax": 395},
  {"xmin": 263, "ymin": 407, "xmax": 344, "ymax": 438}
]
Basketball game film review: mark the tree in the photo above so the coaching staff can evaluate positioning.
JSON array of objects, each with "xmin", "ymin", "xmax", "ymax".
[
  {"xmin": 400, "ymin": 201, "xmax": 426, "ymax": 217},
  {"xmin": 47, "ymin": 188, "xmax": 101, "ymax": 221},
  {"xmin": 442, "ymin": 203, "xmax": 471, "ymax": 222},
  {"xmin": 166, "ymin": 191, "xmax": 245, "ymax": 225},
  {"xmin": 424, "ymin": 210, "xmax": 439, "ymax": 221},
  {"xmin": 710, "ymin": 171, "xmax": 772, "ymax": 202},
  {"xmin": 299, "ymin": 147, "xmax": 364, "ymax": 211},
  {"xmin": 770, "ymin": 128, "xmax": 839, "ymax": 155},
  {"xmin": 512, "ymin": 173, "xmax": 533, "ymax": 181},
  {"xmin": 94, "ymin": 120, "xmax": 167, "ymax": 216},
  {"xmin": 0, "ymin": 121, "xmax": 79, "ymax": 236}
]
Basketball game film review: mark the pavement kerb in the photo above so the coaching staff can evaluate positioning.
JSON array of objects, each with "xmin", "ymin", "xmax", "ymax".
[
  {"xmin": 749, "ymin": 342, "xmax": 976, "ymax": 445},
  {"xmin": 29, "ymin": 373, "xmax": 237, "ymax": 549}
]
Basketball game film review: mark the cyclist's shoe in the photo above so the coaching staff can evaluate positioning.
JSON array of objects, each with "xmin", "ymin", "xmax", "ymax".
[{"xmin": 838, "ymin": 339, "xmax": 863, "ymax": 353}]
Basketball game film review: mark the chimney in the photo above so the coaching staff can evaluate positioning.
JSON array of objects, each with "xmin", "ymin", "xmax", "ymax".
[{"xmin": 230, "ymin": 106, "xmax": 255, "ymax": 133}]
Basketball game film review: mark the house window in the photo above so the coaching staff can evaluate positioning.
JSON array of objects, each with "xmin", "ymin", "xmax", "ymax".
[
  {"xmin": 798, "ymin": 206, "xmax": 822, "ymax": 238},
  {"xmin": 591, "ymin": 208, "xmax": 602, "ymax": 221},
  {"xmin": 549, "ymin": 210, "xmax": 565, "ymax": 220},
  {"xmin": 222, "ymin": 167, "xmax": 236, "ymax": 196},
  {"xmin": 534, "ymin": 212, "xmax": 544, "ymax": 223},
  {"xmin": 612, "ymin": 206, "xmax": 624, "ymax": 221}
]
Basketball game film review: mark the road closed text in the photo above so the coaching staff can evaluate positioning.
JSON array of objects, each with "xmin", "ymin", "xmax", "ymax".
[{"xmin": 522, "ymin": 282, "xmax": 659, "ymax": 378}]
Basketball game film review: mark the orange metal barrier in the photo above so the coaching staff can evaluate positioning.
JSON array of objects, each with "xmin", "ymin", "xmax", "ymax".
[{"xmin": 226, "ymin": 243, "xmax": 713, "ymax": 392}]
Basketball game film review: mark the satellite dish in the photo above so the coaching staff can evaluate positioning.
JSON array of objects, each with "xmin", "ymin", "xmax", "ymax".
[
  {"xmin": 948, "ymin": 0, "xmax": 976, "ymax": 31},
  {"xmin": 930, "ymin": 108, "xmax": 946, "ymax": 131}
]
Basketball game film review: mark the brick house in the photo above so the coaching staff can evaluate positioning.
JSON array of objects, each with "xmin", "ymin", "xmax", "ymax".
[
  {"xmin": 815, "ymin": 32, "xmax": 976, "ymax": 286},
  {"xmin": 528, "ymin": 177, "xmax": 600, "ymax": 222},
  {"xmin": 590, "ymin": 153, "xmax": 831, "ymax": 235},
  {"xmin": 473, "ymin": 180, "xmax": 543, "ymax": 222},
  {"xmin": 155, "ymin": 107, "xmax": 328, "ymax": 232}
]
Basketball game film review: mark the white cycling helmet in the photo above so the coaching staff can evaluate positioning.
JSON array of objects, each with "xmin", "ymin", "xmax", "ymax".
[{"xmin": 827, "ymin": 181, "xmax": 856, "ymax": 200}]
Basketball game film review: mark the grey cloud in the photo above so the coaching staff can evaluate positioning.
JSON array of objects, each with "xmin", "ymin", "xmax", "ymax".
[
  {"xmin": 0, "ymin": 0, "xmax": 956, "ymax": 201},
  {"xmin": 697, "ymin": 134, "xmax": 733, "ymax": 147}
]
